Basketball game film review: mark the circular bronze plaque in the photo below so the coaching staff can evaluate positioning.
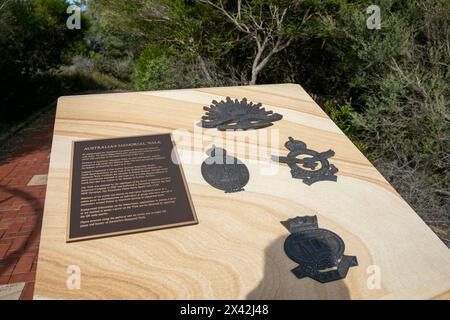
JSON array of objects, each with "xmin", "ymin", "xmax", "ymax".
[{"xmin": 201, "ymin": 146, "xmax": 249, "ymax": 193}]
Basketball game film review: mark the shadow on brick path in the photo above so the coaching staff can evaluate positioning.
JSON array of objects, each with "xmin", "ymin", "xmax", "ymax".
[{"xmin": 0, "ymin": 109, "xmax": 55, "ymax": 299}]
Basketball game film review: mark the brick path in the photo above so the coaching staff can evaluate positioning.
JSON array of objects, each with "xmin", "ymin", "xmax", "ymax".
[{"xmin": 0, "ymin": 113, "xmax": 54, "ymax": 300}]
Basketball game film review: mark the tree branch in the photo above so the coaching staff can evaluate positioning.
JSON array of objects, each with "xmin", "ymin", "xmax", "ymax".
[
  {"xmin": 0, "ymin": 0, "xmax": 12, "ymax": 12},
  {"xmin": 199, "ymin": 0, "xmax": 251, "ymax": 34},
  {"xmin": 199, "ymin": 0, "xmax": 295, "ymax": 84}
]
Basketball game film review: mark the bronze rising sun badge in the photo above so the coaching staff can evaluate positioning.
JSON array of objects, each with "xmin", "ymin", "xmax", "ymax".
[{"xmin": 199, "ymin": 97, "xmax": 282, "ymax": 131}]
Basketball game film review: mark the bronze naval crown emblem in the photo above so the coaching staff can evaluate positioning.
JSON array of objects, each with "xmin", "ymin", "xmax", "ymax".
[{"xmin": 281, "ymin": 215, "xmax": 358, "ymax": 283}]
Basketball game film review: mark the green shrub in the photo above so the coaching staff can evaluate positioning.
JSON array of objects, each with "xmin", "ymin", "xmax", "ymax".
[
  {"xmin": 322, "ymin": 100, "xmax": 368, "ymax": 153},
  {"xmin": 133, "ymin": 45, "xmax": 219, "ymax": 91},
  {"xmin": 57, "ymin": 70, "xmax": 130, "ymax": 93},
  {"xmin": 91, "ymin": 53, "xmax": 135, "ymax": 83},
  {"xmin": 0, "ymin": 0, "xmax": 86, "ymax": 133},
  {"xmin": 133, "ymin": 47, "xmax": 178, "ymax": 91}
]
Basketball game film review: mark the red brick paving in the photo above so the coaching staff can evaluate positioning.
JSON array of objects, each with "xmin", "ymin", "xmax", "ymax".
[{"xmin": 0, "ymin": 116, "xmax": 54, "ymax": 299}]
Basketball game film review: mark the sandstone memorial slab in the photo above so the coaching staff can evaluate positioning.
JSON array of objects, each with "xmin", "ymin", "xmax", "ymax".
[{"xmin": 34, "ymin": 84, "xmax": 450, "ymax": 299}]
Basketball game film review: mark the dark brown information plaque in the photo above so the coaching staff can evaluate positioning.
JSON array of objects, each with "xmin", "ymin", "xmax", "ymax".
[{"xmin": 67, "ymin": 133, "xmax": 197, "ymax": 242}]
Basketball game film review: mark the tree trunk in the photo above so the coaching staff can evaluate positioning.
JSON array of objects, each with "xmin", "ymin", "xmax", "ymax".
[
  {"xmin": 250, "ymin": 68, "xmax": 258, "ymax": 85},
  {"xmin": 198, "ymin": 56, "xmax": 213, "ymax": 83}
]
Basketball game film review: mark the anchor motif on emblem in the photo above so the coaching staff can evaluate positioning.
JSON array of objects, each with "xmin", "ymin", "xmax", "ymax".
[
  {"xmin": 281, "ymin": 215, "xmax": 358, "ymax": 283},
  {"xmin": 272, "ymin": 137, "xmax": 338, "ymax": 185}
]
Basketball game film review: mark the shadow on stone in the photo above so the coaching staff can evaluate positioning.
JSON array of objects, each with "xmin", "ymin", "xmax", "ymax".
[{"xmin": 246, "ymin": 236, "xmax": 351, "ymax": 299}]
